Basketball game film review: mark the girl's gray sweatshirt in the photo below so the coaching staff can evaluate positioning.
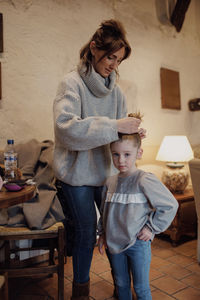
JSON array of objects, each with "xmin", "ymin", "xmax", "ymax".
[
  {"xmin": 98, "ymin": 169, "xmax": 178, "ymax": 254},
  {"xmin": 53, "ymin": 66, "xmax": 127, "ymax": 186}
]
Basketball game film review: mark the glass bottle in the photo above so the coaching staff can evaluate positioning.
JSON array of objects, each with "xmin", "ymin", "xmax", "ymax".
[{"xmin": 4, "ymin": 139, "xmax": 18, "ymax": 181}]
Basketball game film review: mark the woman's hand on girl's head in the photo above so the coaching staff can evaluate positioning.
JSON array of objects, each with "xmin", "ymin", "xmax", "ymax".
[
  {"xmin": 116, "ymin": 117, "xmax": 146, "ymax": 138},
  {"xmin": 117, "ymin": 117, "xmax": 141, "ymax": 134},
  {"xmin": 98, "ymin": 235, "xmax": 107, "ymax": 255}
]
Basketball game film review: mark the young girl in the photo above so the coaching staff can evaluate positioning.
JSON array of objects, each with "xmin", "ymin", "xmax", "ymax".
[{"xmin": 98, "ymin": 128, "xmax": 178, "ymax": 300}]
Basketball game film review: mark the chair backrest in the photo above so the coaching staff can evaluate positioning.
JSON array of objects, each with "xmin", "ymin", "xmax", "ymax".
[
  {"xmin": 0, "ymin": 273, "xmax": 8, "ymax": 300},
  {"xmin": 189, "ymin": 158, "xmax": 200, "ymax": 263},
  {"xmin": 189, "ymin": 159, "xmax": 200, "ymax": 219}
]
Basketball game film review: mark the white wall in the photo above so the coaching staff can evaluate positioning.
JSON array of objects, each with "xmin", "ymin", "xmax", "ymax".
[{"xmin": 0, "ymin": 0, "xmax": 200, "ymax": 163}]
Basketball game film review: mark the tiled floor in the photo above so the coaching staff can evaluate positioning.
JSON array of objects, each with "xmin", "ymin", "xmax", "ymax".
[{"xmin": 9, "ymin": 236, "xmax": 200, "ymax": 300}]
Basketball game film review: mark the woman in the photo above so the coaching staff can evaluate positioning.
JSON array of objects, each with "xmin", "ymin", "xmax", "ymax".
[{"xmin": 53, "ymin": 19, "xmax": 144, "ymax": 300}]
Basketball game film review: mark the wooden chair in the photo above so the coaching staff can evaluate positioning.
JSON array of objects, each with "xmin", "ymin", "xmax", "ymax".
[
  {"xmin": 0, "ymin": 272, "xmax": 9, "ymax": 300},
  {"xmin": 0, "ymin": 222, "xmax": 65, "ymax": 299}
]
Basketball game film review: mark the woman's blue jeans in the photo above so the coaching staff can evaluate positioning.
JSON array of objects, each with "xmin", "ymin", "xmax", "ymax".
[
  {"xmin": 107, "ymin": 239, "xmax": 152, "ymax": 300},
  {"xmin": 60, "ymin": 182, "xmax": 102, "ymax": 284}
]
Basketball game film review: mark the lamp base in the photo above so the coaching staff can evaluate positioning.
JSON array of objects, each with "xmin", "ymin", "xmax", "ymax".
[{"xmin": 162, "ymin": 166, "xmax": 189, "ymax": 194}]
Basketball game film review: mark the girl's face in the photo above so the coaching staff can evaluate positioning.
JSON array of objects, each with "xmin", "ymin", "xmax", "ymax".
[
  {"xmin": 111, "ymin": 139, "xmax": 141, "ymax": 177},
  {"xmin": 90, "ymin": 42, "xmax": 125, "ymax": 78}
]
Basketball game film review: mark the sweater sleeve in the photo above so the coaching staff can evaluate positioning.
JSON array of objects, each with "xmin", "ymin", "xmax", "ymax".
[
  {"xmin": 140, "ymin": 173, "xmax": 179, "ymax": 234},
  {"xmin": 97, "ymin": 185, "xmax": 108, "ymax": 236},
  {"xmin": 53, "ymin": 76, "xmax": 124, "ymax": 151}
]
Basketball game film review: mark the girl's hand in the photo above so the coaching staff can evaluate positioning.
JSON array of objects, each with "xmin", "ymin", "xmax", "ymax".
[
  {"xmin": 0, "ymin": 176, "xmax": 3, "ymax": 191},
  {"xmin": 137, "ymin": 226, "xmax": 152, "ymax": 241},
  {"xmin": 98, "ymin": 235, "xmax": 107, "ymax": 255}
]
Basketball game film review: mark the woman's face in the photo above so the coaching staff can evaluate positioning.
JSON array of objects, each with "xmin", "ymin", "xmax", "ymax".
[{"xmin": 90, "ymin": 42, "xmax": 125, "ymax": 78}]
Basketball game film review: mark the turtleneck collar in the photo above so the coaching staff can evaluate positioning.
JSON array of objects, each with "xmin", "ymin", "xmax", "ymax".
[{"xmin": 78, "ymin": 64, "xmax": 116, "ymax": 98}]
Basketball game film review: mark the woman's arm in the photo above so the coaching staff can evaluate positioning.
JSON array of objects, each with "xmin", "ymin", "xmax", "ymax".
[
  {"xmin": 54, "ymin": 78, "xmax": 119, "ymax": 151},
  {"xmin": 54, "ymin": 77, "xmax": 141, "ymax": 151}
]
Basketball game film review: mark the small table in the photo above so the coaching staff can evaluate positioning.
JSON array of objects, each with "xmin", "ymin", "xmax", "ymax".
[
  {"xmin": 163, "ymin": 188, "xmax": 197, "ymax": 245},
  {"xmin": 0, "ymin": 185, "xmax": 36, "ymax": 209}
]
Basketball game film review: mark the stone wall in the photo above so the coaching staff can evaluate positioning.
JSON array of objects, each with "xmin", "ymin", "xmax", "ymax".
[{"xmin": 0, "ymin": 0, "xmax": 200, "ymax": 164}]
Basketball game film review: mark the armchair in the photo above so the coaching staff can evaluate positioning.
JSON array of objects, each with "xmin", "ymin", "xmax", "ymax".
[{"xmin": 189, "ymin": 158, "xmax": 200, "ymax": 263}]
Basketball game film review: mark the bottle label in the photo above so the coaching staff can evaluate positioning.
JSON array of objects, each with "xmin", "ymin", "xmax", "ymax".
[{"xmin": 4, "ymin": 152, "xmax": 18, "ymax": 180}]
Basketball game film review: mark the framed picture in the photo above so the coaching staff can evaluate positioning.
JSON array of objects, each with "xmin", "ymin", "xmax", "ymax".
[
  {"xmin": 160, "ymin": 67, "xmax": 181, "ymax": 110},
  {"xmin": 0, "ymin": 13, "xmax": 3, "ymax": 53},
  {"xmin": 0, "ymin": 62, "xmax": 1, "ymax": 100}
]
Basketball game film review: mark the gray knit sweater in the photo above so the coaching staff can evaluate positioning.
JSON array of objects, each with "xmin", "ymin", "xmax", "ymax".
[
  {"xmin": 98, "ymin": 169, "xmax": 178, "ymax": 254},
  {"xmin": 53, "ymin": 66, "xmax": 127, "ymax": 186}
]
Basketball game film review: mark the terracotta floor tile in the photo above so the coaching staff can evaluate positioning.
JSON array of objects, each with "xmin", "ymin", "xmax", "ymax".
[
  {"xmin": 173, "ymin": 240, "xmax": 197, "ymax": 256},
  {"xmin": 186, "ymin": 262, "xmax": 200, "ymax": 273},
  {"xmin": 152, "ymin": 237, "xmax": 174, "ymax": 249},
  {"xmin": 93, "ymin": 247, "xmax": 105, "ymax": 261},
  {"xmin": 151, "ymin": 255, "xmax": 172, "ymax": 269},
  {"xmin": 174, "ymin": 246, "xmax": 197, "ymax": 257},
  {"xmin": 167, "ymin": 254, "xmax": 195, "ymax": 267},
  {"xmin": 150, "ymin": 284, "xmax": 157, "ymax": 292},
  {"xmin": 174, "ymin": 240, "xmax": 197, "ymax": 252},
  {"xmin": 63, "ymin": 282, "xmax": 74, "ymax": 300},
  {"xmin": 98, "ymin": 270, "xmax": 114, "ymax": 284},
  {"xmin": 90, "ymin": 280, "xmax": 114, "ymax": 300},
  {"xmin": 150, "ymin": 267, "xmax": 165, "ymax": 281},
  {"xmin": 151, "ymin": 289, "xmax": 175, "ymax": 299},
  {"xmin": 9, "ymin": 276, "xmax": 67, "ymax": 300},
  {"xmin": 151, "ymin": 275, "xmax": 188, "ymax": 294},
  {"xmin": 64, "ymin": 257, "xmax": 73, "ymax": 280},
  {"xmin": 93, "ymin": 246, "xmax": 100, "ymax": 255},
  {"xmin": 7, "ymin": 237, "xmax": 199, "ymax": 300},
  {"xmin": 158, "ymin": 263, "xmax": 192, "ymax": 280},
  {"xmin": 152, "ymin": 248, "xmax": 177, "ymax": 259},
  {"xmin": 90, "ymin": 270, "xmax": 105, "ymax": 284},
  {"xmin": 39, "ymin": 276, "xmax": 71, "ymax": 300},
  {"xmin": 91, "ymin": 256, "xmax": 111, "ymax": 275},
  {"xmin": 181, "ymin": 273, "xmax": 200, "ymax": 289},
  {"xmin": 173, "ymin": 287, "xmax": 200, "ymax": 299}
]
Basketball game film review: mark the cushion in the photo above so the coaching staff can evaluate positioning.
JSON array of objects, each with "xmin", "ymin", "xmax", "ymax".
[{"xmin": 0, "ymin": 222, "xmax": 64, "ymax": 236}]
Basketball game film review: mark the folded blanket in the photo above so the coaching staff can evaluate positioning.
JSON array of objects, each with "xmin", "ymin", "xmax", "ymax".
[{"xmin": 0, "ymin": 139, "xmax": 64, "ymax": 229}]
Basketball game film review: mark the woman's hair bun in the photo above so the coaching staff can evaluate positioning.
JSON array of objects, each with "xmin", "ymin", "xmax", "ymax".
[{"xmin": 100, "ymin": 19, "xmax": 126, "ymax": 39}]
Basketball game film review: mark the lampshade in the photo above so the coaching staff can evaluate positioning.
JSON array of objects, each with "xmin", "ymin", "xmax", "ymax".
[{"xmin": 156, "ymin": 136, "xmax": 194, "ymax": 163}]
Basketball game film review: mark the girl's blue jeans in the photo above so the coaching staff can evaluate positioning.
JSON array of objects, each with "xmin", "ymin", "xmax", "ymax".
[
  {"xmin": 107, "ymin": 239, "xmax": 152, "ymax": 300},
  {"xmin": 60, "ymin": 182, "xmax": 102, "ymax": 283}
]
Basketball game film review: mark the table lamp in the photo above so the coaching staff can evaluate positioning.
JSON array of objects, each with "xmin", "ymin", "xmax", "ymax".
[{"xmin": 156, "ymin": 135, "xmax": 194, "ymax": 193}]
